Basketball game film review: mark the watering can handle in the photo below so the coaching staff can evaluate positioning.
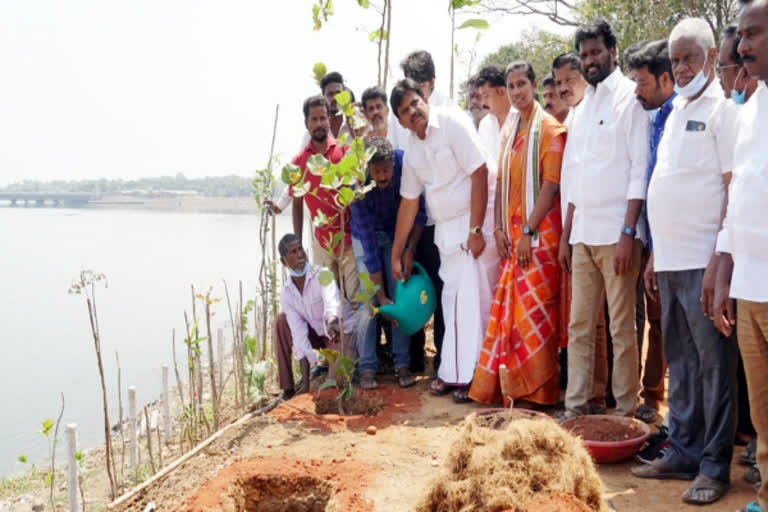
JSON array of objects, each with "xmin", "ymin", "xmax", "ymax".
[{"xmin": 411, "ymin": 261, "xmax": 427, "ymax": 277}]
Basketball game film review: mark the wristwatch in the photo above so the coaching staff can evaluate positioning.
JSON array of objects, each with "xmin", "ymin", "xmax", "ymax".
[
  {"xmin": 469, "ymin": 225, "xmax": 482, "ymax": 236},
  {"xmin": 621, "ymin": 225, "xmax": 637, "ymax": 238},
  {"xmin": 522, "ymin": 224, "xmax": 533, "ymax": 236}
]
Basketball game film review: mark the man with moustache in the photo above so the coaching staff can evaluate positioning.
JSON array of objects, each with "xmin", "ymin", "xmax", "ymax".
[
  {"xmin": 467, "ymin": 76, "xmax": 489, "ymax": 128},
  {"xmin": 399, "ymin": 50, "xmax": 452, "ymax": 375},
  {"xmin": 713, "ymin": 2, "xmax": 768, "ymax": 511},
  {"xmin": 390, "ymin": 78, "xmax": 496, "ymax": 403},
  {"xmin": 552, "ymin": 50, "xmax": 613, "ymax": 409},
  {"xmin": 632, "ymin": 19, "xmax": 738, "ymax": 506},
  {"xmin": 625, "ymin": 40, "xmax": 674, "ymax": 427},
  {"xmin": 542, "ymin": 74, "xmax": 569, "ymax": 123},
  {"xmin": 289, "ymin": 96, "xmax": 359, "ymax": 303},
  {"xmin": 719, "ymin": 25, "xmax": 759, "ymax": 103},
  {"xmin": 360, "ymin": 86, "xmax": 408, "ymax": 150},
  {"xmin": 476, "ymin": 65, "xmax": 514, "ymax": 168},
  {"xmin": 559, "ymin": 19, "xmax": 650, "ymax": 421}
]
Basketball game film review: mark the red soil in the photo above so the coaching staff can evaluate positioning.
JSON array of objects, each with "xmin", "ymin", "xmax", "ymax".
[
  {"xmin": 180, "ymin": 456, "xmax": 375, "ymax": 512},
  {"xmin": 268, "ymin": 384, "xmax": 422, "ymax": 433}
]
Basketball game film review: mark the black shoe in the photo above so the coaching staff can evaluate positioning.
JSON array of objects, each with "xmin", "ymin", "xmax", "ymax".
[
  {"xmin": 636, "ymin": 425, "xmax": 669, "ymax": 464},
  {"xmin": 281, "ymin": 389, "xmax": 296, "ymax": 400}
]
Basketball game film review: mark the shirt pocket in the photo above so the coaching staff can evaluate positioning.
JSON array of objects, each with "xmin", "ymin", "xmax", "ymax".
[
  {"xmin": 309, "ymin": 295, "xmax": 325, "ymax": 323},
  {"xmin": 674, "ymin": 127, "xmax": 715, "ymax": 170}
]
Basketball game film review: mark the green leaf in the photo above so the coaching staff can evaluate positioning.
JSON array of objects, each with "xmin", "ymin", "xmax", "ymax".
[
  {"xmin": 369, "ymin": 28, "xmax": 388, "ymax": 41},
  {"xmin": 457, "ymin": 18, "xmax": 489, "ymax": 30},
  {"xmin": 318, "ymin": 348, "xmax": 340, "ymax": 365},
  {"xmin": 354, "ymin": 291, "xmax": 370, "ymax": 304},
  {"xmin": 74, "ymin": 451, "xmax": 83, "ymax": 462},
  {"xmin": 318, "ymin": 269, "xmax": 335, "ymax": 287},
  {"xmin": 306, "ymin": 153, "xmax": 329, "ymax": 176},
  {"xmin": 357, "ymin": 0, "xmax": 369, "ymax": 7},
  {"xmin": 292, "ymin": 181, "xmax": 312, "ymax": 198},
  {"xmin": 312, "ymin": 62, "xmax": 327, "ymax": 86},
  {"xmin": 17, "ymin": 455, "xmax": 27, "ymax": 464},
  {"xmin": 318, "ymin": 379, "xmax": 338, "ymax": 391},
  {"xmin": 40, "ymin": 418, "xmax": 54, "ymax": 437},
  {"xmin": 450, "ymin": 0, "xmax": 480, "ymax": 9},
  {"xmin": 335, "ymin": 90, "xmax": 352, "ymax": 110},
  {"xmin": 244, "ymin": 335, "xmax": 257, "ymax": 356},
  {"xmin": 337, "ymin": 187, "xmax": 354, "ymax": 206},
  {"xmin": 44, "ymin": 472, "xmax": 52, "ymax": 487},
  {"xmin": 282, "ymin": 163, "xmax": 302, "ymax": 185},
  {"xmin": 311, "ymin": 210, "xmax": 330, "ymax": 229}
]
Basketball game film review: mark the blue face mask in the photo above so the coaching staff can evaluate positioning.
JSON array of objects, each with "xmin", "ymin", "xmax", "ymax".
[
  {"xmin": 732, "ymin": 68, "xmax": 747, "ymax": 105},
  {"xmin": 288, "ymin": 262, "xmax": 309, "ymax": 278}
]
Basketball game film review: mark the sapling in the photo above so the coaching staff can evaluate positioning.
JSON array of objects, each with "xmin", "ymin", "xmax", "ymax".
[
  {"xmin": 68, "ymin": 270, "xmax": 117, "ymax": 499},
  {"xmin": 281, "ymin": 88, "xmax": 380, "ymax": 411}
]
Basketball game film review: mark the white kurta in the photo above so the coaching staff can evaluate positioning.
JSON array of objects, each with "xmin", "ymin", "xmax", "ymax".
[{"xmin": 400, "ymin": 106, "xmax": 500, "ymax": 384}]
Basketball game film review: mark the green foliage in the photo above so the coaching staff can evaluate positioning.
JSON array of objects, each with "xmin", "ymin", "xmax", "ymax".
[
  {"xmin": 369, "ymin": 28, "xmax": 388, "ymax": 42},
  {"xmin": 17, "ymin": 455, "xmax": 27, "ymax": 464},
  {"xmin": 450, "ymin": 0, "xmax": 480, "ymax": 9},
  {"xmin": 39, "ymin": 418, "xmax": 54, "ymax": 437},
  {"xmin": 457, "ymin": 18, "xmax": 489, "ymax": 30},
  {"xmin": 312, "ymin": 1, "xmax": 335, "ymax": 30},
  {"xmin": 312, "ymin": 62, "xmax": 328, "ymax": 87},
  {"xmin": 184, "ymin": 321, "xmax": 206, "ymax": 370},
  {"xmin": 318, "ymin": 269, "xmax": 335, "ymax": 287},
  {"xmin": 480, "ymin": 29, "xmax": 571, "ymax": 84},
  {"xmin": 74, "ymin": 451, "xmax": 84, "ymax": 463}
]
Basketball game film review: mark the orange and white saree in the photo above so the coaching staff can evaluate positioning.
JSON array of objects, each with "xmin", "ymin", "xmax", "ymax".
[{"xmin": 469, "ymin": 102, "xmax": 567, "ymax": 406}]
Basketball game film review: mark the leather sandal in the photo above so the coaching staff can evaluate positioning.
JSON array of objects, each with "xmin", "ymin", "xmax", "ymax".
[
  {"xmin": 681, "ymin": 474, "xmax": 729, "ymax": 505},
  {"xmin": 360, "ymin": 370, "xmax": 379, "ymax": 390},
  {"xmin": 630, "ymin": 458, "xmax": 696, "ymax": 480},
  {"xmin": 396, "ymin": 367, "xmax": 416, "ymax": 388}
]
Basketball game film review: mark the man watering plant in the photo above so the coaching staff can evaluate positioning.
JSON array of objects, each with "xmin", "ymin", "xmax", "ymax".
[{"xmin": 350, "ymin": 136, "xmax": 427, "ymax": 390}]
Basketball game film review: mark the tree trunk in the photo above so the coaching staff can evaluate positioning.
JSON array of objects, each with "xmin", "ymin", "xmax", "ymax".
[
  {"xmin": 383, "ymin": 0, "xmax": 392, "ymax": 92},
  {"xmin": 450, "ymin": 7, "xmax": 455, "ymax": 100}
]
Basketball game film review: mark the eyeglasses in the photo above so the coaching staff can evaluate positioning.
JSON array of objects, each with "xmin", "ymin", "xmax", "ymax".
[{"xmin": 716, "ymin": 63, "xmax": 740, "ymax": 75}]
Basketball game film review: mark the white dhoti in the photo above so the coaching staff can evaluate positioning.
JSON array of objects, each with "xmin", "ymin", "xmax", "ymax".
[{"xmin": 435, "ymin": 214, "xmax": 500, "ymax": 385}]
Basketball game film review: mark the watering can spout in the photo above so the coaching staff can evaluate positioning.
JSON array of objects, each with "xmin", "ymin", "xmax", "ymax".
[{"xmin": 376, "ymin": 262, "xmax": 436, "ymax": 336}]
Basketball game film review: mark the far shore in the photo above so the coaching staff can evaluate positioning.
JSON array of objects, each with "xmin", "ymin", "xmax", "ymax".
[{"xmin": 1, "ymin": 194, "xmax": 267, "ymax": 215}]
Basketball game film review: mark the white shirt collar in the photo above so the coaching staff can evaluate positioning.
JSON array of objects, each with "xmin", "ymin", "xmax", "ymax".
[
  {"xmin": 587, "ymin": 67, "xmax": 623, "ymax": 96},
  {"xmin": 673, "ymin": 78, "xmax": 723, "ymax": 108}
]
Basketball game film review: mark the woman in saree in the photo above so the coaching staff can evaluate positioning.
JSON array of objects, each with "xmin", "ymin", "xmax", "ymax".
[{"xmin": 468, "ymin": 61, "xmax": 567, "ymax": 408}]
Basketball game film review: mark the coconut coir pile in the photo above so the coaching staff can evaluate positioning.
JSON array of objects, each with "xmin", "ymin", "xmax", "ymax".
[{"xmin": 416, "ymin": 417, "xmax": 608, "ymax": 512}]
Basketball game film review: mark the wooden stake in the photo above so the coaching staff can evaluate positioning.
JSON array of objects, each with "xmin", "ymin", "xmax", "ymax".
[
  {"xmin": 498, "ymin": 364, "xmax": 512, "ymax": 408},
  {"xmin": 161, "ymin": 365, "xmax": 170, "ymax": 445},
  {"xmin": 66, "ymin": 423, "xmax": 81, "ymax": 512},
  {"xmin": 128, "ymin": 386, "xmax": 137, "ymax": 474},
  {"xmin": 217, "ymin": 328, "xmax": 224, "ymax": 392}
]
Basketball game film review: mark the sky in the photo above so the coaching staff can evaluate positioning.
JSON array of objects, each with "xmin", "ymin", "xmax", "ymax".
[{"xmin": 0, "ymin": 1, "xmax": 569, "ymax": 187}]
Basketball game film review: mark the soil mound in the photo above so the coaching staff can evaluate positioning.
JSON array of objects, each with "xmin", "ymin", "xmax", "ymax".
[
  {"xmin": 416, "ymin": 417, "xmax": 607, "ymax": 512},
  {"xmin": 562, "ymin": 416, "xmax": 645, "ymax": 442}
]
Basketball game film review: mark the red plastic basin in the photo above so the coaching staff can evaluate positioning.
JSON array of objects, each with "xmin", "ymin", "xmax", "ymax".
[{"xmin": 561, "ymin": 415, "xmax": 651, "ymax": 464}]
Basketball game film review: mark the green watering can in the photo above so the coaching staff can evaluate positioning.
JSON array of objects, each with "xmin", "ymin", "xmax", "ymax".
[{"xmin": 375, "ymin": 262, "xmax": 437, "ymax": 336}]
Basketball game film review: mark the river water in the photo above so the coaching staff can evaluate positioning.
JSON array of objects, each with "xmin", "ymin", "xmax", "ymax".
[{"xmin": 0, "ymin": 207, "xmax": 292, "ymax": 476}]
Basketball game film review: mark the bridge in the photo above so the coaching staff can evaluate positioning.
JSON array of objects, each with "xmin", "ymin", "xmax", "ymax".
[{"xmin": 0, "ymin": 191, "xmax": 95, "ymax": 208}]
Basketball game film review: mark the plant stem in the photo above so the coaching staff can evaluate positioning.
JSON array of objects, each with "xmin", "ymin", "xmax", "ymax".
[
  {"xmin": 50, "ymin": 393, "xmax": 65, "ymax": 511},
  {"xmin": 116, "ymin": 351, "xmax": 125, "ymax": 488},
  {"xmin": 143, "ymin": 406, "xmax": 156, "ymax": 474}
]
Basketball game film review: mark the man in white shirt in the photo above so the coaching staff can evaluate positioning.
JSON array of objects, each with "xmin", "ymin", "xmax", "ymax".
[
  {"xmin": 389, "ymin": 78, "xmax": 497, "ymax": 402},
  {"xmin": 559, "ymin": 20, "xmax": 650, "ymax": 420},
  {"xmin": 467, "ymin": 76, "xmax": 490, "ymax": 129},
  {"xmin": 399, "ymin": 50, "xmax": 455, "ymax": 375},
  {"xmin": 476, "ymin": 65, "xmax": 513, "ymax": 174},
  {"xmin": 361, "ymin": 86, "xmax": 407, "ymax": 151},
  {"xmin": 631, "ymin": 20, "xmax": 738, "ymax": 506},
  {"xmin": 274, "ymin": 234, "xmax": 357, "ymax": 399},
  {"xmin": 713, "ymin": 3, "xmax": 768, "ymax": 510},
  {"xmin": 553, "ymin": 50, "xmax": 613, "ymax": 413}
]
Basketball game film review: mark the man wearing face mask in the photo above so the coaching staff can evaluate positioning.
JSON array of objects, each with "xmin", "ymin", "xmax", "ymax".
[
  {"xmin": 719, "ymin": 25, "xmax": 759, "ymax": 104},
  {"xmin": 631, "ymin": 19, "xmax": 739, "ymax": 507},
  {"xmin": 274, "ymin": 234, "xmax": 358, "ymax": 399},
  {"xmin": 559, "ymin": 19, "xmax": 650, "ymax": 421}
]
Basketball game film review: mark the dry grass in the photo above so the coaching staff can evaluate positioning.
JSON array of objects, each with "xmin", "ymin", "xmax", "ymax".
[{"xmin": 416, "ymin": 417, "xmax": 608, "ymax": 512}]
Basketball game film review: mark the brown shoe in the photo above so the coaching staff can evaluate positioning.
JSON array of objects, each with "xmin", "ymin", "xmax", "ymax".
[
  {"xmin": 396, "ymin": 367, "xmax": 416, "ymax": 388},
  {"xmin": 631, "ymin": 458, "xmax": 696, "ymax": 480}
]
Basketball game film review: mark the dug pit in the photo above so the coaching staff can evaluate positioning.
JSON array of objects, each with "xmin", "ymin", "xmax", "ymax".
[{"xmin": 232, "ymin": 475, "xmax": 332, "ymax": 512}]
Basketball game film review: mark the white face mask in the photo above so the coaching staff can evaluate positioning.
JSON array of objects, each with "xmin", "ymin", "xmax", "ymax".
[
  {"xmin": 675, "ymin": 69, "xmax": 709, "ymax": 98},
  {"xmin": 288, "ymin": 262, "xmax": 309, "ymax": 278}
]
